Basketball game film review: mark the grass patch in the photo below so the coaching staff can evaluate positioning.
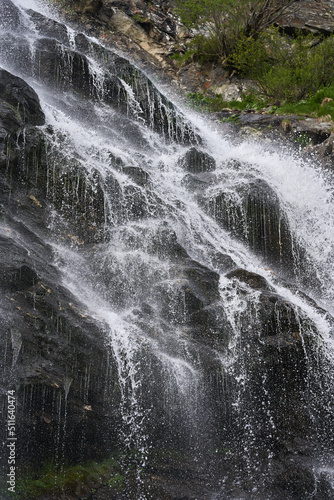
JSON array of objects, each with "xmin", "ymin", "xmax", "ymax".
[
  {"xmin": 186, "ymin": 86, "xmax": 334, "ymax": 123},
  {"xmin": 276, "ymin": 86, "xmax": 334, "ymax": 121}
]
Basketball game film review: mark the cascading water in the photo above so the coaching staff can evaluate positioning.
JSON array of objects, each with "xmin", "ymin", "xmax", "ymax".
[{"xmin": 1, "ymin": 0, "xmax": 334, "ymax": 499}]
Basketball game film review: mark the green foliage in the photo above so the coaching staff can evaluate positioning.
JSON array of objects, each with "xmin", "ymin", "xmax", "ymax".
[
  {"xmin": 232, "ymin": 29, "xmax": 334, "ymax": 103},
  {"xmin": 294, "ymin": 132, "xmax": 312, "ymax": 148},
  {"xmin": 220, "ymin": 113, "xmax": 240, "ymax": 123},
  {"xmin": 175, "ymin": 0, "xmax": 294, "ymax": 60},
  {"xmin": 175, "ymin": 0, "xmax": 228, "ymax": 28},
  {"xmin": 170, "ymin": 50, "xmax": 196, "ymax": 66},
  {"xmin": 186, "ymin": 85, "xmax": 334, "ymax": 124},
  {"xmin": 107, "ymin": 472, "xmax": 125, "ymax": 489},
  {"xmin": 277, "ymin": 86, "xmax": 334, "ymax": 120},
  {"xmin": 186, "ymin": 91, "xmax": 267, "ymax": 113}
]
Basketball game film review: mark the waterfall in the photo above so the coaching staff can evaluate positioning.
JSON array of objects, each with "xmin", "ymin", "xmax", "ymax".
[{"xmin": 1, "ymin": 0, "xmax": 334, "ymax": 499}]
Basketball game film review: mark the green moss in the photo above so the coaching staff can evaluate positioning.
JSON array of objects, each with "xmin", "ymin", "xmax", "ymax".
[
  {"xmin": 220, "ymin": 113, "xmax": 241, "ymax": 123},
  {"xmin": 293, "ymin": 132, "xmax": 312, "ymax": 149},
  {"xmin": 11, "ymin": 458, "xmax": 124, "ymax": 499},
  {"xmin": 132, "ymin": 14, "xmax": 151, "ymax": 25}
]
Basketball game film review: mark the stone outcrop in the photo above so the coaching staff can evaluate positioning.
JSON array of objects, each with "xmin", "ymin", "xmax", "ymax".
[
  {"xmin": 55, "ymin": 0, "xmax": 190, "ymax": 78},
  {"xmin": 278, "ymin": 0, "xmax": 334, "ymax": 35},
  {"xmin": 204, "ymin": 177, "xmax": 296, "ymax": 271}
]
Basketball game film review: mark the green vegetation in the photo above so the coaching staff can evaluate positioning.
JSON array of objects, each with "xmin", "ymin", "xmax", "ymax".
[
  {"xmin": 6, "ymin": 458, "xmax": 125, "ymax": 499},
  {"xmin": 186, "ymin": 86, "xmax": 334, "ymax": 122},
  {"xmin": 174, "ymin": 0, "xmax": 294, "ymax": 60},
  {"xmin": 175, "ymin": 0, "xmax": 334, "ymax": 113},
  {"xmin": 169, "ymin": 50, "xmax": 197, "ymax": 66},
  {"xmin": 277, "ymin": 87, "xmax": 334, "ymax": 120},
  {"xmin": 232, "ymin": 28, "xmax": 334, "ymax": 103},
  {"xmin": 186, "ymin": 91, "xmax": 265, "ymax": 112}
]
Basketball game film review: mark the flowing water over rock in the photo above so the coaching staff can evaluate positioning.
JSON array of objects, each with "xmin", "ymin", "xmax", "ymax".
[{"xmin": 1, "ymin": 1, "xmax": 334, "ymax": 499}]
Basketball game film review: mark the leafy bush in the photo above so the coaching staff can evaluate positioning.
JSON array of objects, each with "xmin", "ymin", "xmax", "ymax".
[
  {"xmin": 232, "ymin": 29, "xmax": 334, "ymax": 103},
  {"xmin": 175, "ymin": 0, "xmax": 294, "ymax": 60}
]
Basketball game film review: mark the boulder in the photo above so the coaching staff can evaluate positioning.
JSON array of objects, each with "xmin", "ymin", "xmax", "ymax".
[
  {"xmin": 226, "ymin": 268, "xmax": 271, "ymax": 291},
  {"xmin": 28, "ymin": 10, "xmax": 70, "ymax": 45},
  {"xmin": 178, "ymin": 147, "xmax": 216, "ymax": 173},
  {"xmin": 181, "ymin": 171, "xmax": 216, "ymax": 192},
  {"xmin": 0, "ymin": 69, "xmax": 45, "ymax": 130},
  {"xmin": 293, "ymin": 118, "xmax": 333, "ymax": 145},
  {"xmin": 0, "ymin": 0, "xmax": 22, "ymax": 31},
  {"xmin": 122, "ymin": 166, "xmax": 151, "ymax": 187},
  {"xmin": 205, "ymin": 178, "xmax": 295, "ymax": 270},
  {"xmin": 278, "ymin": 0, "xmax": 334, "ymax": 35}
]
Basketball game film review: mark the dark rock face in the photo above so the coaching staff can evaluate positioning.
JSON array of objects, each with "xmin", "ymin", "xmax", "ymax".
[
  {"xmin": 0, "ymin": 0, "xmax": 22, "ymax": 30},
  {"xmin": 122, "ymin": 165, "xmax": 151, "ymax": 187},
  {"xmin": 226, "ymin": 268, "xmax": 271, "ymax": 290},
  {"xmin": 0, "ymin": 68, "xmax": 45, "ymax": 130},
  {"xmin": 178, "ymin": 147, "xmax": 216, "ymax": 173},
  {"xmin": 28, "ymin": 9, "xmax": 70, "ymax": 45},
  {"xmin": 0, "ymin": 69, "xmax": 122, "ymax": 473},
  {"xmin": 205, "ymin": 178, "xmax": 295, "ymax": 270}
]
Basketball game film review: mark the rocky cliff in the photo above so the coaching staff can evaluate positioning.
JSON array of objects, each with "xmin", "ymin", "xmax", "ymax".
[{"xmin": 53, "ymin": 0, "xmax": 334, "ymax": 163}]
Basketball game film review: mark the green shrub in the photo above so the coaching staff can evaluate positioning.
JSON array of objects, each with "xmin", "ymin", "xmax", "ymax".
[
  {"xmin": 175, "ymin": 0, "xmax": 295, "ymax": 60},
  {"xmin": 232, "ymin": 29, "xmax": 334, "ymax": 104}
]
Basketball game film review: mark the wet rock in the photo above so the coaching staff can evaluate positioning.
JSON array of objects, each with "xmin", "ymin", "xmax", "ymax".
[
  {"xmin": 257, "ymin": 291, "xmax": 305, "ymax": 346},
  {"xmin": 122, "ymin": 165, "xmax": 151, "ymax": 187},
  {"xmin": 275, "ymin": 465, "xmax": 317, "ymax": 497},
  {"xmin": 151, "ymin": 224, "xmax": 189, "ymax": 261},
  {"xmin": 181, "ymin": 171, "xmax": 216, "ymax": 192},
  {"xmin": 0, "ymin": 68, "xmax": 45, "ymax": 130},
  {"xmin": 209, "ymin": 251, "xmax": 236, "ymax": 273},
  {"xmin": 226, "ymin": 268, "xmax": 271, "ymax": 291},
  {"xmin": 0, "ymin": 33, "xmax": 33, "ymax": 77},
  {"xmin": 183, "ymin": 259, "xmax": 220, "ymax": 302},
  {"xmin": 0, "ymin": 256, "xmax": 39, "ymax": 292},
  {"xmin": 238, "ymin": 112, "xmax": 290, "ymax": 129},
  {"xmin": 206, "ymin": 178, "xmax": 295, "ymax": 270},
  {"xmin": 33, "ymin": 38, "xmax": 92, "ymax": 93},
  {"xmin": 28, "ymin": 10, "xmax": 70, "ymax": 45},
  {"xmin": 0, "ymin": 210, "xmax": 121, "ymax": 469},
  {"xmin": 178, "ymin": 147, "xmax": 216, "ymax": 173},
  {"xmin": 0, "ymin": 0, "xmax": 22, "ymax": 31},
  {"xmin": 293, "ymin": 118, "xmax": 333, "ymax": 145},
  {"xmin": 154, "ymin": 255, "xmax": 220, "ymax": 326},
  {"xmin": 310, "ymin": 131, "xmax": 334, "ymax": 160}
]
